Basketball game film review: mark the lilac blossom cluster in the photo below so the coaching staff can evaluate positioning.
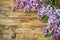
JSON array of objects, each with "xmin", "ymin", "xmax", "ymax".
[
  {"xmin": 12, "ymin": 0, "xmax": 40, "ymax": 12},
  {"xmin": 37, "ymin": 2, "xmax": 60, "ymax": 40},
  {"xmin": 37, "ymin": 4, "xmax": 56, "ymax": 20},
  {"xmin": 39, "ymin": 4, "xmax": 60, "ymax": 40}
]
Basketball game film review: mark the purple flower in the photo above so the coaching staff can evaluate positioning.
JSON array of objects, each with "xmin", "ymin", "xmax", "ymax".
[
  {"xmin": 13, "ymin": 0, "xmax": 39, "ymax": 12},
  {"xmin": 19, "ymin": 1, "xmax": 25, "ymax": 8},
  {"xmin": 24, "ymin": 5, "xmax": 31, "ymax": 12},
  {"xmin": 51, "ymin": 34, "xmax": 60, "ymax": 40}
]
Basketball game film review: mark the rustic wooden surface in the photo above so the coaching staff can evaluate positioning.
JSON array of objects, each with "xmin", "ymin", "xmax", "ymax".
[
  {"xmin": 56, "ymin": 0, "xmax": 60, "ymax": 5},
  {"xmin": 0, "ymin": 0, "xmax": 51, "ymax": 40}
]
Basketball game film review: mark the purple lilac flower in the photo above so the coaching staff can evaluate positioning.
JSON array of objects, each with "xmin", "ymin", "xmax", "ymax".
[
  {"xmin": 51, "ymin": 34, "xmax": 60, "ymax": 40},
  {"xmin": 13, "ymin": 0, "xmax": 39, "ymax": 12}
]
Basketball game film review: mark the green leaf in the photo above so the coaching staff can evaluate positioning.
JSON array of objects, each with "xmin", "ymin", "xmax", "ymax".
[
  {"xmin": 58, "ymin": 5, "xmax": 60, "ymax": 9},
  {"xmin": 44, "ymin": 31, "xmax": 54, "ymax": 37},
  {"xmin": 42, "ymin": 16, "xmax": 49, "ymax": 23},
  {"xmin": 48, "ymin": 0, "xmax": 55, "ymax": 5},
  {"xmin": 11, "ymin": 33, "xmax": 16, "ymax": 38}
]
